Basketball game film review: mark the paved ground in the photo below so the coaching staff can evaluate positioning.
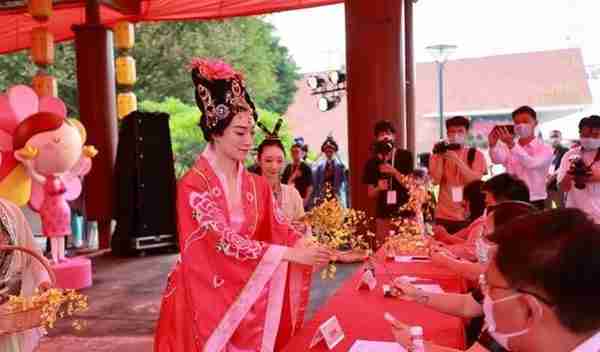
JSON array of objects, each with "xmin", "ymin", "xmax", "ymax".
[{"xmin": 35, "ymin": 252, "xmax": 360, "ymax": 351}]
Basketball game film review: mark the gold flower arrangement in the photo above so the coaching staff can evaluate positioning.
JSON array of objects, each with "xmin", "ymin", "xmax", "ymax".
[
  {"xmin": 302, "ymin": 188, "xmax": 374, "ymax": 279},
  {"xmin": 383, "ymin": 175, "xmax": 431, "ymax": 257},
  {"xmin": 383, "ymin": 218, "xmax": 430, "ymax": 257}
]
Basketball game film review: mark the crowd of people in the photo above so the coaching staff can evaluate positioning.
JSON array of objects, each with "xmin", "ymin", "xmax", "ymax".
[
  {"xmin": 2, "ymin": 56, "xmax": 598, "ymax": 352},
  {"xmin": 385, "ymin": 107, "xmax": 600, "ymax": 352}
]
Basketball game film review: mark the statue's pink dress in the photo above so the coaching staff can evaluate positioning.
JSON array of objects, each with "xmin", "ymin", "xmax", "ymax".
[
  {"xmin": 39, "ymin": 175, "xmax": 71, "ymax": 237},
  {"xmin": 154, "ymin": 147, "xmax": 312, "ymax": 352}
]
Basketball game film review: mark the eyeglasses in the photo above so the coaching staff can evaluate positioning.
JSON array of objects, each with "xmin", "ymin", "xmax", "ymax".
[{"xmin": 479, "ymin": 274, "xmax": 555, "ymax": 307}]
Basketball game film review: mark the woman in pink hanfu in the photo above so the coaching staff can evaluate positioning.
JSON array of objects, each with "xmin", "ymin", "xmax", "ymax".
[{"xmin": 154, "ymin": 59, "xmax": 332, "ymax": 352}]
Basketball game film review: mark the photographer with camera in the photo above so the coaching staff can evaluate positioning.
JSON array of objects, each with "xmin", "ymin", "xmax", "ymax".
[
  {"xmin": 489, "ymin": 105, "xmax": 553, "ymax": 209},
  {"xmin": 430, "ymin": 116, "xmax": 487, "ymax": 234},
  {"xmin": 557, "ymin": 115, "xmax": 600, "ymax": 223},
  {"xmin": 362, "ymin": 120, "xmax": 414, "ymax": 248}
]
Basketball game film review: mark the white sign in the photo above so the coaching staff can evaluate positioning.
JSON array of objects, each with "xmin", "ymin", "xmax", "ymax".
[
  {"xmin": 357, "ymin": 270, "xmax": 377, "ymax": 291},
  {"xmin": 309, "ymin": 316, "xmax": 345, "ymax": 350},
  {"xmin": 349, "ymin": 340, "xmax": 407, "ymax": 352}
]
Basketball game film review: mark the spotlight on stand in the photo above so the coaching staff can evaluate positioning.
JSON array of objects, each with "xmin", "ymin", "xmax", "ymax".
[
  {"xmin": 318, "ymin": 95, "xmax": 341, "ymax": 112},
  {"xmin": 307, "ymin": 76, "xmax": 326, "ymax": 89},
  {"xmin": 328, "ymin": 70, "xmax": 346, "ymax": 85}
]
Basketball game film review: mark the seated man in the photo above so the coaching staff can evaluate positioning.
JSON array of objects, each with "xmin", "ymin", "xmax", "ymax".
[
  {"xmin": 432, "ymin": 173, "xmax": 530, "ymax": 262},
  {"xmin": 392, "ymin": 208, "xmax": 600, "ymax": 352}
]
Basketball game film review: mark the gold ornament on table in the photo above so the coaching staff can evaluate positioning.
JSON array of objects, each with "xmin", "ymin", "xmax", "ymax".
[
  {"xmin": 382, "ymin": 174, "xmax": 431, "ymax": 258},
  {"xmin": 383, "ymin": 218, "xmax": 431, "ymax": 258},
  {"xmin": 395, "ymin": 173, "xmax": 428, "ymax": 214},
  {"xmin": 302, "ymin": 187, "xmax": 374, "ymax": 279}
]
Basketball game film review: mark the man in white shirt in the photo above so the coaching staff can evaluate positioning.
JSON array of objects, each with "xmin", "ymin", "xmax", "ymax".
[
  {"xmin": 489, "ymin": 106, "xmax": 553, "ymax": 209},
  {"xmin": 557, "ymin": 115, "xmax": 600, "ymax": 223},
  {"xmin": 480, "ymin": 208, "xmax": 600, "ymax": 352}
]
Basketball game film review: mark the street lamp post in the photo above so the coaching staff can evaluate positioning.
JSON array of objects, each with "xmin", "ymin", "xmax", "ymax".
[{"xmin": 426, "ymin": 44, "xmax": 457, "ymax": 139}]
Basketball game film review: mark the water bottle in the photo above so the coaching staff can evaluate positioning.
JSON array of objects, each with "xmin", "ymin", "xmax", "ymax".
[
  {"xmin": 410, "ymin": 326, "xmax": 425, "ymax": 352},
  {"xmin": 71, "ymin": 215, "xmax": 84, "ymax": 248},
  {"xmin": 87, "ymin": 221, "xmax": 99, "ymax": 250}
]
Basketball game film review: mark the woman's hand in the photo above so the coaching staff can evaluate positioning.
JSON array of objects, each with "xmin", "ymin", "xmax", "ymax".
[
  {"xmin": 284, "ymin": 245, "xmax": 332, "ymax": 266},
  {"xmin": 392, "ymin": 279, "xmax": 423, "ymax": 302},
  {"xmin": 291, "ymin": 221, "xmax": 308, "ymax": 235},
  {"xmin": 385, "ymin": 313, "xmax": 412, "ymax": 349},
  {"xmin": 37, "ymin": 281, "xmax": 51, "ymax": 293}
]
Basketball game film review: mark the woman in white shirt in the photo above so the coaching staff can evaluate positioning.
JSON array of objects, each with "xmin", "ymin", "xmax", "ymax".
[{"xmin": 256, "ymin": 124, "xmax": 305, "ymax": 224}]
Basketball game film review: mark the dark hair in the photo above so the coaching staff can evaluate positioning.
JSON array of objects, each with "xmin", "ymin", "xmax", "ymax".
[
  {"xmin": 374, "ymin": 120, "xmax": 396, "ymax": 136},
  {"xmin": 257, "ymin": 138, "xmax": 285, "ymax": 159},
  {"xmin": 445, "ymin": 116, "xmax": 470, "ymax": 130},
  {"xmin": 487, "ymin": 200, "xmax": 537, "ymax": 230},
  {"xmin": 482, "ymin": 173, "xmax": 530, "ymax": 203},
  {"xmin": 512, "ymin": 105, "xmax": 537, "ymax": 121},
  {"xmin": 191, "ymin": 67, "xmax": 258, "ymax": 142},
  {"xmin": 578, "ymin": 115, "xmax": 600, "ymax": 131},
  {"xmin": 463, "ymin": 180, "xmax": 485, "ymax": 221},
  {"xmin": 418, "ymin": 153, "xmax": 431, "ymax": 169},
  {"xmin": 489, "ymin": 208, "xmax": 600, "ymax": 334}
]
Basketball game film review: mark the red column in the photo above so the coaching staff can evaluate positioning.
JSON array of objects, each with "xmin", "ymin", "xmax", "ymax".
[
  {"xmin": 72, "ymin": 0, "xmax": 118, "ymax": 249},
  {"xmin": 345, "ymin": 0, "xmax": 406, "ymax": 213},
  {"xmin": 405, "ymin": 0, "xmax": 416, "ymax": 154}
]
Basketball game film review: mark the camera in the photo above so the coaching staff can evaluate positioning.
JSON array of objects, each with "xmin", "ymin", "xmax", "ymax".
[
  {"xmin": 373, "ymin": 139, "xmax": 394, "ymax": 155},
  {"xmin": 432, "ymin": 141, "xmax": 461, "ymax": 155},
  {"xmin": 568, "ymin": 156, "xmax": 592, "ymax": 189}
]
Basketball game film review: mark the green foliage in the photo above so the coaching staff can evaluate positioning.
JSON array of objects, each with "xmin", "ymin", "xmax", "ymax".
[
  {"xmin": 140, "ymin": 98, "xmax": 294, "ymax": 178},
  {"xmin": 0, "ymin": 17, "xmax": 300, "ymax": 116}
]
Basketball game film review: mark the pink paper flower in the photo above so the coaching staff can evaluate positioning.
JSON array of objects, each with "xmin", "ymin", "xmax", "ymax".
[{"xmin": 188, "ymin": 58, "xmax": 242, "ymax": 81}]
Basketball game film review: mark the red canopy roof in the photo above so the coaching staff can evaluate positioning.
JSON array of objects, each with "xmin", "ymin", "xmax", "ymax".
[{"xmin": 0, "ymin": 0, "xmax": 342, "ymax": 54}]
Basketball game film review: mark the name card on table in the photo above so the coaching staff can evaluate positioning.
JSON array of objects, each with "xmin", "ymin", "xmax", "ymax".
[
  {"xmin": 414, "ymin": 284, "xmax": 445, "ymax": 294},
  {"xmin": 309, "ymin": 316, "xmax": 345, "ymax": 350},
  {"xmin": 394, "ymin": 256, "xmax": 431, "ymax": 263},
  {"xmin": 357, "ymin": 269, "xmax": 377, "ymax": 291},
  {"xmin": 349, "ymin": 340, "xmax": 407, "ymax": 352}
]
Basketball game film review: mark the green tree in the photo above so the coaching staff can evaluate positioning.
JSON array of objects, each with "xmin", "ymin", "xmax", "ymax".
[
  {"xmin": 0, "ymin": 17, "xmax": 300, "ymax": 116},
  {"xmin": 140, "ymin": 97, "xmax": 293, "ymax": 178}
]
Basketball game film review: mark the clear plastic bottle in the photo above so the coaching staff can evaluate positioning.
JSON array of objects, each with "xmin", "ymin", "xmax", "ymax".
[
  {"xmin": 87, "ymin": 221, "xmax": 99, "ymax": 251},
  {"xmin": 410, "ymin": 326, "xmax": 425, "ymax": 352}
]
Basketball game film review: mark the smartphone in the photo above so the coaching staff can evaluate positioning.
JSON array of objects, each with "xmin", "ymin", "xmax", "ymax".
[{"xmin": 492, "ymin": 125, "xmax": 515, "ymax": 135}]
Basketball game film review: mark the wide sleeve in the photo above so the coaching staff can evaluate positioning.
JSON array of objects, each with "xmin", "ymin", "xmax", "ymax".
[{"xmin": 175, "ymin": 174, "xmax": 292, "ymax": 350}]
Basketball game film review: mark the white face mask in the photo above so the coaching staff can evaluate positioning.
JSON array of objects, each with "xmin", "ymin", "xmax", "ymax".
[
  {"xmin": 514, "ymin": 123, "xmax": 534, "ymax": 138},
  {"xmin": 448, "ymin": 133, "xmax": 466, "ymax": 145},
  {"xmin": 483, "ymin": 294, "xmax": 532, "ymax": 350},
  {"xmin": 580, "ymin": 138, "xmax": 600, "ymax": 151}
]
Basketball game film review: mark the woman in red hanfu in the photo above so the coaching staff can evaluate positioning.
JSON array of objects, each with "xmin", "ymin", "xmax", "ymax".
[{"xmin": 154, "ymin": 59, "xmax": 332, "ymax": 352}]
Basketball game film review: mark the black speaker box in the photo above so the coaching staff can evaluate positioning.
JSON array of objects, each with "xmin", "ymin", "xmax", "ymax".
[{"xmin": 112, "ymin": 111, "xmax": 178, "ymax": 255}]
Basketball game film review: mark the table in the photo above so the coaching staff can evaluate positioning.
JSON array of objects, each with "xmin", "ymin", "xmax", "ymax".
[{"xmin": 282, "ymin": 255, "xmax": 467, "ymax": 351}]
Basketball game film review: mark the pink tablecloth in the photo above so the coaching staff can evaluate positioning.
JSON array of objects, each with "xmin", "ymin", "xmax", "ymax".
[{"xmin": 282, "ymin": 256, "xmax": 467, "ymax": 351}]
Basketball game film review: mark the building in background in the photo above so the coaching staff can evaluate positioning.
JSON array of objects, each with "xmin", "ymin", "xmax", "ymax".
[{"xmin": 286, "ymin": 48, "xmax": 592, "ymax": 155}]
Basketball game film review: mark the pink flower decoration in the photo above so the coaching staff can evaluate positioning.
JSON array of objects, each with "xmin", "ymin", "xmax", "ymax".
[{"xmin": 188, "ymin": 58, "xmax": 243, "ymax": 81}]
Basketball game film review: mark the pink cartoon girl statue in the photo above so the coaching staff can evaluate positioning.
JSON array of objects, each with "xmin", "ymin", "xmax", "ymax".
[{"xmin": 0, "ymin": 85, "xmax": 97, "ymax": 264}]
